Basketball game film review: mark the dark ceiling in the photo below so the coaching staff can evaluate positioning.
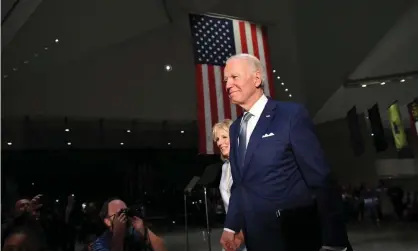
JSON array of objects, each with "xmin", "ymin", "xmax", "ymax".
[{"xmin": 2, "ymin": 0, "xmax": 416, "ymax": 149}]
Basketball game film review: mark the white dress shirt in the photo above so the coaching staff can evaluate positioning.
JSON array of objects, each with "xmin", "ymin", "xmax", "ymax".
[
  {"xmin": 241, "ymin": 94, "xmax": 269, "ymax": 147},
  {"xmin": 219, "ymin": 161, "xmax": 233, "ymax": 213}
]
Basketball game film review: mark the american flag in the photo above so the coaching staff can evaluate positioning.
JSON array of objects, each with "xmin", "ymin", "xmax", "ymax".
[{"xmin": 189, "ymin": 13, "xmax": 274, "ymax": 154}]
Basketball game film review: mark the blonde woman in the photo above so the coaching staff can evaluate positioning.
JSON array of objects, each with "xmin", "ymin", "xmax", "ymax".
[{"xmin": 213, "ymin": 120, "xmax": 246, "ymax": 251}]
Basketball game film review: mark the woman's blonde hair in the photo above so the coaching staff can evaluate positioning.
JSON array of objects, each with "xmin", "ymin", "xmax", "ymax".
[{"xmin": 212, "ymin": 119, "xmax": 233, "ymax": 161}]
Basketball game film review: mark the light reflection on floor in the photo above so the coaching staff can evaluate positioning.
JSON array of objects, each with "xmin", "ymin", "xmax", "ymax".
[
  {"xmin": 75, "ymin": 222, "xmax": 418, "ymax": 250},
  {"xmin": 160, "ymin": 222, "xmax": 418, "ymax": 251}
]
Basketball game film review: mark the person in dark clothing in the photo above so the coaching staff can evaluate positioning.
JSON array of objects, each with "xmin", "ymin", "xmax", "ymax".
[
  {"xmin": 2, "ymin": 211, "xmax": 46, "ymax": 248},
  {"xmin": 353, "ymin": 185, "xmax": 365, "ymax": 222},
  {"xmin": 388, "ymin": 186, "xmax": 404, "ymax": 220},
  {"xmin": 81, "ymin": 202, "xmax": 105, "ymax": 243},
  {"xmin": 3, "ymin": 226, "xmax": 44, "ymax": 251},
  {"xmin": 2, "ymin": 195, "xmax": 44, "ymax": 247},
  {"xmin": 363, "ymin": 188, "xmax": 380, "ymax": 225}
]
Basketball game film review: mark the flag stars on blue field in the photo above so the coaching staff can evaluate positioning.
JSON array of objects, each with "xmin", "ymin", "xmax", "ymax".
[{"xmin": 191, "ymin": 15, "xmax": 236, "ymax": 65}]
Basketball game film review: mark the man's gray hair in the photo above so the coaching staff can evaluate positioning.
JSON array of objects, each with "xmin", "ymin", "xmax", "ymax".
[{"xmin": 226, "ymin": 53, "xmax": 267, "ymax": 84}]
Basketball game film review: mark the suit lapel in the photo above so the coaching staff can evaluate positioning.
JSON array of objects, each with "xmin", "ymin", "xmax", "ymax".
[{"xmin": 243, "ymin": 99, "xmax": 277, "ymax": 170}]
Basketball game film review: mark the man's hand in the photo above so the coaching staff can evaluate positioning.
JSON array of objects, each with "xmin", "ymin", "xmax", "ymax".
[
  {"xmin": 132, "ymin": 216, "xmax": 145, "ymax": 236},
  {"xmin": 110, "ymin": 213, "xmax": 127, "ymax": 250},
  {"xmin": 112, "ymin": 213, "xmax": 128, "ymax": 236},
  {"xmin": 220, "ymin": 231, "xmax": 236, "ymax": 251},
  {"xmin": 233, "ymin": 231, "xmax": 244, "ymax": 249},
  {"xmin": 29, "ymin": 194, "xmax": 43, "ymax": 212},
  {"xmin": 29, "ymin": 194, "xmax": 43, "ymax": 219}
]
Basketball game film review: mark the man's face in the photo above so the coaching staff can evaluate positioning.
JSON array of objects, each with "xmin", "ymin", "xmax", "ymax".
[
  {"xmin": 224, "ymin": 58, "xmax": 261, "ymax": 105},
  {"xmin": 104, "ymin": 200, "xmax": 128, "ymax": 229},
  {"xmin": 15, "ymin": 199, "xmax": 30, "ymax": 214}
]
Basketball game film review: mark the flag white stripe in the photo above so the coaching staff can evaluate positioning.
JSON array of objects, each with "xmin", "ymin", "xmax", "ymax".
[
  {"xmin": 214, "ymin": 66, "xmax": 225, "ymax": 122},
  {"xmin": 256, "ymin": 26, "xmax": 270, "ymax": 97},
  {"xmin": 201, "ymin": 65, "xmax": 214, "ymax": 154},
  {"xmin": 245, "ymin": 22, "xmax": 254, "ymax": 56},
  {"xmin": 233, "ymin": 20, "xmax": 242, "ymax": 54}
]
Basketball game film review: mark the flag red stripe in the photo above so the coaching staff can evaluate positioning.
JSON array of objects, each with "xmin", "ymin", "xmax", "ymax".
[
  {"xmin": 236, "ymin": 21, "xmax": 249, "ymax": 116},
  {"xmin": 239, "ymin": 21, "xmax": 249, "ymax": 53},
  {"xmin": 195, "ymin": 65, "xmax": 206, "ymax": 153},
  {"xmin": 221, "ymin": 67, "xmax": 231, "ymax": 120},
  {"xmin": 250, "ymin": 24, "xmax": 260, "ymax": 59},
  {"xmin": 207, "ymin": 65, "xmax": 218, "ymax": 129},
  {"xmin": 262, "ymin": 27, "xmax": 275, "ymax": 98}
]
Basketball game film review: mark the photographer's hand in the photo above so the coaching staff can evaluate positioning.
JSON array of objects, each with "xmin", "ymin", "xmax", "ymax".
[
  {"xmin": 29, "ymin": 194, "xmax": 43, "ymax": 220},
  {"xmin": 29, "ymin": 194, "xmax": 43, "ymax": 211},
  {"xmin": 109, "ymin": 213, "xmax": 127, "ymax": 251},
  {"xmin": 131, "ymin": 216, "xmax": 145, "ymax": 236},
  {"xmin": 113, "ymin": 213, "xmax": 128, "ymax": 235},
  {"xmin": 132, "ymin": 217, "xmax": 167, "ymax": 251}
]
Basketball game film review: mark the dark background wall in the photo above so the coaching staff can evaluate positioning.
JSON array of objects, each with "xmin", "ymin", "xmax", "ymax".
[
  {"xmin": 1, "ymin": 149, "xmax": 220, "ymax": 203},
  {"xmin": 316, "ymin": 116, "xmax": 418, "ymax": 185}
]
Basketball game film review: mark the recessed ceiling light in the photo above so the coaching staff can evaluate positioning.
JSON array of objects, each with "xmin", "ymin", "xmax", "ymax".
[
  {"xmin": 273, "ymin": 69, "xmax": 276, "ymax": 73},
  {"xmin": 281, "ymin": 82, "xmax": 284, "ymax": 86},
  {"xmin": 361, "ymin": 84, "xmax": 367, "ymax": 87},
  {"xmin": 12, "ymin": 68, "xmax": 18, "ymax": 71},
  {"xmin": 285, "ymin": 89, "xmax": 288, "ymax": 92},
  {"xmin": 165, "ymin": 64, "xmax": 172, "ymax": 72},
  {"xmin": 371, "ymin": 133, "xmax": 374, "ymax": 136},
  {"xmin": 55, "ymin": 199, "xmax": 59, "ymax": 203},
  {"xmin": 277, "ymin": 76, "xmax": 280, "ymax": 79},
  {"xmin": 7, "ymin": 142, "xmax": 12, "ymax": 146},
  {"xmin": 120, "ymin": 142, "xmax": 124, "ymax": 145},
  {"xmin": 126, "ymin": 129, "xmax": 131, "ymax": 133},
  {"xmin": 44, "ymin": 47, "xmax": 48, "ymax": 50},
  {"xmin": 180, "ymin": 130, "xmax": 185, "ymax": 134},
  {"xmin": 65, "ymin": 128, "xmax": 70, "ymax": 132},
  {"xmin": 380, "ymin": 82, "xmax": 385, "ymax": 85},
  {"xmin": 67, "ymin": 142, "xmax": 72, "ymax": 145},
  {"xmin": 400, "ymin": 79, "xmax": 405, "ymax": 82},
  {"xmin": 32, "ymin": 182, "xmax": 35, "ymax": 186},
  {"xmin": 24, "ymin": 60, "xmax": 29, "ymax": 64},
  {"xmin": 167, "ymin": 142, "xmax": 171, "ymax": 145},
  {"xmin": 289, "ymin": 94, "xmax": 292, "ymax": 98},
  {"xmin": 55, "ymin": 39, "xmax": 59, "ymax": 43},
  {"xmin": 34, "ymin": 53, "xmax": 39, "ymax": 57}
]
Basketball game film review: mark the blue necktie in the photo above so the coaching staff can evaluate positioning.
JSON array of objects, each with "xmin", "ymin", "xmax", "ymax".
[{"xmin": 238, "ymin": 112, "xmax": 253, "ymax": 168}]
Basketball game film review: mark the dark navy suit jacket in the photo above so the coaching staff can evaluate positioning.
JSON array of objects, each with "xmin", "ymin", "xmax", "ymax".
[{"xmin": 225, "ymin": 99, "xmax": 348, "ymax": 247}]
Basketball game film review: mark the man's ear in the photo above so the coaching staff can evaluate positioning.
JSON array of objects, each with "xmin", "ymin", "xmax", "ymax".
[{"xmin": 254, "ymin": 71, "xmax": 262, "ymax": 88}]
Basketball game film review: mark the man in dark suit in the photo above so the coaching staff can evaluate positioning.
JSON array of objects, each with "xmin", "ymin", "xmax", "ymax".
[{"xmin": 219, "ymin": 54, "xmax": 351, "ymax": 251}]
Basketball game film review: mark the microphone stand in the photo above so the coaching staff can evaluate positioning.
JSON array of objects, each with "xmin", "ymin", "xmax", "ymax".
[
  {"xmin": 203, "ymin": 186, "xmax": 212, "ymax": 251},
  {"xmin": 183, "ymin": 176, "xmax": 200, "ymax": 251},
  {"xmin": 198, "ymin": 163, "xmax": 222, "ymax": 251},
  {"xmin": 184, "ymin": 192, "xmax": 190, "ymax": 251}
]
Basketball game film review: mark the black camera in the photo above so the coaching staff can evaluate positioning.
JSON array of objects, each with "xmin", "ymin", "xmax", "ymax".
[{"xmin": 118, "ymin": 207, "xmax": 142, "ymax": 218}]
